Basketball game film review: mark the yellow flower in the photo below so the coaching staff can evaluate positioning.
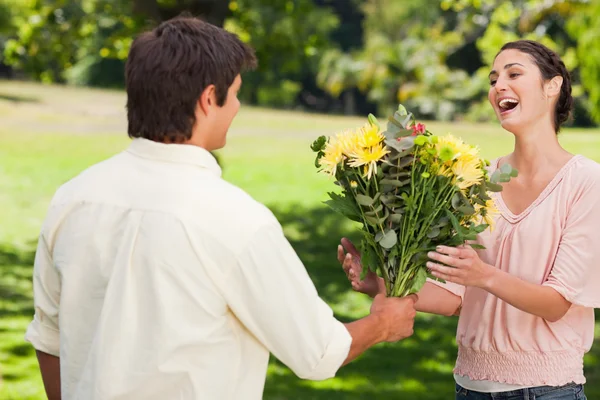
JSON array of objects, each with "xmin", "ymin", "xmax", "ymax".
[
  {"xmin": 319, "ymin": 137, "xmax": 344, "ymax": 176},
  {"xmin": 435, "ymin": 134, "xmax": 480, "ymax": 164},
  {"xmin": 350, "ymin": 180, "xmax": 358, "ymax": 188},
  {"xmin": 358, "ymin": 123, "xmax": 385, "ymax": 148},
  {"xmin": 474, "ymin": 198, "xmax": 499, "ymax": 230},
  {"xmin": 451, "ymin": 157, "xmax": 484, "ymax": 190},
  {"xmin": 348, "ymin": 143, "xmax": 390, "ymax": 180},
  {"xmin": 337, "ymin": 129, "xmax": 362, "ymax": 157}
]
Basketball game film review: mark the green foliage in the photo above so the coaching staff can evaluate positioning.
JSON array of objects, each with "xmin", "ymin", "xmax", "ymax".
[
  {"xmin": 225, "ymin": 0, "xmax": 339, "ymax": 108},
  {"xmin": 567, "ymin": 1, "xmax": 600, "ymax": 122},
  {"xmin": 1, "ymin": 0, "xmax": 598, "ymax": 123},
  {"xmin": 318, "ymin": 0, "xmax": 473, "ymax": 119},
  {"xmin": 3, "ymin": 0, "xmax": 141, "ymax": 84}
]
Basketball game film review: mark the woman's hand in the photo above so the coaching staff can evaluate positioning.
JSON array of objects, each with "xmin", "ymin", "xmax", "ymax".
[
  {"xmin": 426, "ymin": 245, "xmax": 496, "ymax": 289},
  {"xmin": 337, "ymin": 238, "xmax": 385, "ymax": 298}
]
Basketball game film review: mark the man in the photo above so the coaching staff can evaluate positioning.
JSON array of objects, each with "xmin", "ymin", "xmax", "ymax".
[{"xmin": 26, "ymin": 16, "xmax": 417, "ymax": 400}]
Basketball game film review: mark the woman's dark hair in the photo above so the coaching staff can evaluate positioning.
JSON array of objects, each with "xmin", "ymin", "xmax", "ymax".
[
  {"xmin": 498, "ymin": 40, "xmax": 573, "ymax": 133},
  {"xmin": 125, "ymin": 16, "xmax": 257, "ymax": 143}
]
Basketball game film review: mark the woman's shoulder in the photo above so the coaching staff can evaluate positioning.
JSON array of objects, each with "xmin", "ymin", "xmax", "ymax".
[
  {"xmin": 568, "ymin": 155, "xmax": 600, "ymax": 186},
  {"xmin": 563, "ymin": 155, "xmax": 600, "ymax": 202}
]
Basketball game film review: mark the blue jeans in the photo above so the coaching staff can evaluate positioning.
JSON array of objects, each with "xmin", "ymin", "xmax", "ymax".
[{"xmin": 455, "ymin": 383, "xmax": 586, "ymax": 399}]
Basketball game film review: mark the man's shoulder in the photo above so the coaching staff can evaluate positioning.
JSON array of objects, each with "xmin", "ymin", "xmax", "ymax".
[
  {"xmin": 49, "ymin": 153, "xmax": 124, "ymax": 205},
  {"xmin": 187, "ymin": 178, "xmax": 279, "ymax": 231}
]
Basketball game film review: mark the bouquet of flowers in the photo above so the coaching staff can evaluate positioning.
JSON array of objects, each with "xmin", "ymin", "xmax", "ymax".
[{"xmin": 311, "ymin": 104, "xmax": 516, "ymax": 297}]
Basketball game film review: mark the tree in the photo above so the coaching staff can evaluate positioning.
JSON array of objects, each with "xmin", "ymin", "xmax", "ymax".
[{"xmin": 2, "ymin": 0, "xmax": 230, "ymax": 85}]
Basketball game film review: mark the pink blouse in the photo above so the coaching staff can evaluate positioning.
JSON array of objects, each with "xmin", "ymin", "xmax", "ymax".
[{"xmin": 431, "ymin": 154, "xmax": 600, "ymax": 386}]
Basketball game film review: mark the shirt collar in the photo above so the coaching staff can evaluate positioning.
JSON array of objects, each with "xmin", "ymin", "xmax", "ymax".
[{"xmin": 126, "ymin": 138, "xmax": 222, "ymax": 177}]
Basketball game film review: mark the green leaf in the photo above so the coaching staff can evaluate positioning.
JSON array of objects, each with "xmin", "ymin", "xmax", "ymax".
[
  {"xmin": 414, "ymin": 136, "xmax": 429, "ymax": 146},
  {"xmin": 385, "ymin": 136, "xmax": 415, "ymax": 152},
  {"xmin": 310, "ymin": 135, "xmax": 327, "ymax": 152},
  {"xmin": 355, "ymin": 194, "xmax": 375, "ymax": 206},
  {"xmin": 427, "ymin": 226, "xmax": 441, "ymax": 238},
  {"xmin": 397, "ymin": 104, "xmax": 408, "ymax": 116},
  {"xmin": 500, "ymin": 163, "xmax": 518, "ymax": 177},
  {"xmin": 457, "ymin": 205, "xmax": 475, "ymax": 215},
  {"xmin": 445, "ymin": 209, "xmax": 466, "ymax": 235},
  {"xmin": 472, "ymin": 223, "xmax": 488, "ymax": 233},
  {"xmin": 451, "ymin": 192, "xmax": 462, "ymax": 209},
  {"xmin": 388, "ymin": 171, "xmax": 410, "ymax": 179},
  {"xmin": 381, "ymin": 179, "xmax": 409, "ymax": 187},
  {"xmin": 364, "ymin": 214, "xmax": 380, "ymax": 227},
  {"xmin": 469, "ymin": 243, "xmax": 486, "ymax": 249},
  {"xmin": 409, "ymin": 268, "xmax": 428, "ymax": 294},
  {"xmin": 324, "ymin": 192, "xmax": 362, "ymax": 222},
  {"xmin": 486, "ymin": 181, "xmax": 503, "ymax": 192},
  {"xmin": 389, "ymin": 213, "xmax": 402, "ymax": 224},
  {"xmin": 368, "ymin": 113, "xmax": 380, "ymax": 129},
  {"xmin": 365, "ymin": 204, "xmax": 384, "ymax": 216},
  {"xmin": 360, "ymin": 239, "xmax": 379, "ymax": 275},
  {"xmin": 379, "ymin": 229, "xmax": 397, "ymax": 249},
  {"xmin": 490, "ymin": 169, "xmax": 502, "ymax": 184}
]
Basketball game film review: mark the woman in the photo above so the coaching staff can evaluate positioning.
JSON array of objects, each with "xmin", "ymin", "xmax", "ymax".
[{"xmin": 339, "ymin": 40, "xmax": 600, "ymax": 399}]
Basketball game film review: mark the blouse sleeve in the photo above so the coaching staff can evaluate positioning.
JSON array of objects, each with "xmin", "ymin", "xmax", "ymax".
[
  {"xmin": 426, "ymin": 278, "xmax": 466, "ymax": 302},
  {"xmin": 543, "ymin": 170, "xmax": 600, "ymax": 308}
]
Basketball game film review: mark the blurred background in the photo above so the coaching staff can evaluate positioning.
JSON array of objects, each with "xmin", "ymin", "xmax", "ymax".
[{"xmin": 1, "ymin": 1, "xmax": 599, "ymax": 399}]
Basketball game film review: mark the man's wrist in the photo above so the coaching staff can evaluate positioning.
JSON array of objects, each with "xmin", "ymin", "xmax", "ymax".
[{"xmin": 366, "ymin": 312, "xmax": 387, "ymax": 344}]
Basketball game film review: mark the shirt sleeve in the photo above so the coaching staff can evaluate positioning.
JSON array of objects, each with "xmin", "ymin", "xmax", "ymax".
[
  {"xmin": 206, "ymin": 222, "xmax": 352, "ymax": 381},
  {"xmin": 24, "ymin": 232, "xmax": 61, "ymax": 357},
  {"xmin": 426, "ymin": 278, "xmax": 466, "ymax": 302},
  {"xmin": 543, "ymin": 173, "xmax": 600, "ymax": 308}
]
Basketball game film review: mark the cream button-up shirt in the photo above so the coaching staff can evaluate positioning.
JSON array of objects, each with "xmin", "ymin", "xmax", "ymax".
[{"xmin": 25, "ymin": 138, "xmax": 352, "ymax": 400}]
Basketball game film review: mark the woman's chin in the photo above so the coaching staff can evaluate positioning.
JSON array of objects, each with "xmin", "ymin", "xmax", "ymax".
[{"xmin": 500, "ymin": 112, "xmax": 522, "ymax": 133}]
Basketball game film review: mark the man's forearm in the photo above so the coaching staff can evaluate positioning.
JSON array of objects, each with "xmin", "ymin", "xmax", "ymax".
[
  {"xmin": 342, "ymin": 314, "xmax": 385, "ymax": 365},
  {"xmin": 36, "ymin": 350, "xmax": 61, "ymax": 400}
]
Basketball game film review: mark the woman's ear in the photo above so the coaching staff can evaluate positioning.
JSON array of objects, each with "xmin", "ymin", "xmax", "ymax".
[{"xmin": 546, "ymin": 75, "xmax": 563, "ymax": 98}]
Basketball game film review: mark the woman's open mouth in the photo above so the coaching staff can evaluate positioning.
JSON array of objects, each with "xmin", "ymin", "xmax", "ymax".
[{"xmin": 498, "ymin": 97, "xmax": 519, "ymax": 115}]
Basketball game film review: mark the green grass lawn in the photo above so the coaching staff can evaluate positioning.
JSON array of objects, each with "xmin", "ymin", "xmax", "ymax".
[{"xmin": 1, "ymin": 81, "xmax": 600, "ymax": 399}]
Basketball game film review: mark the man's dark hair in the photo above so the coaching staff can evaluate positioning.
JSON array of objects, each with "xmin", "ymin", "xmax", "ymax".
[{"xmin": 125, "ymin": 16, "xmax": 257, "ymax": 143}]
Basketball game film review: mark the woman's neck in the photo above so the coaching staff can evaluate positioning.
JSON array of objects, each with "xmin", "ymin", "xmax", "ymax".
[{"xmin": 504, "ymin": 123, "xmax": 571, "ymax": 175}]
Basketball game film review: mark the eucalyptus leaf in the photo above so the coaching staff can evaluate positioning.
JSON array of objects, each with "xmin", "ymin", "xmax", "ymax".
[
  {"xmin": 381, "ymin": 179, "xmax": 407, "ymax": 187},
  {"xmin": 451, "ymin": 192, "xmax": 462, "ymax": 209},
  {"xmin": 457, "ymin": 205, "xmax": 475, "ymax": 215},
  {"xmin": 389, "ymin": 172, "xmax": 410, "ymax": 179},
  {"xmin": 427, "ymin": 226, "xmax": 441, "ymax": 238},
  {"xmin": 486, "ymin": 181, "xmax": 503, "ymax": 192},
  {"xmin": 397, "ymin": 104, "xmax": 408, "ymax": 116},
  {"xmin": 490, "ymin": 169, "xmax": 502, "ymax": 184},
  {"xmin": 365, "ymin": 204, "xmax": 384, "ymax": 216},
  {"xmin": 389, "ymin": 213, "xmax": 403, "ymax": 224},
  {"xmin": 355, "ymin": 194, "xmax": 375, "ymax": 206},
  {"xmin": 379, "ymin": 229, "xmax": 398, "ymax": 249},
  {"xmin": 499, "ymin": 174, "xmax": 511, "ymax": 183},
  {"xmin": 364, "ymin": 214, "xmax": 380, "ymax": 227}
]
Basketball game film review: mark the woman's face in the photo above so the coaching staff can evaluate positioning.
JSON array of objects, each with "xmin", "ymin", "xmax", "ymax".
[{"xmin": 488, "ymin": 49, "xmax": 556, "ymax": 135}]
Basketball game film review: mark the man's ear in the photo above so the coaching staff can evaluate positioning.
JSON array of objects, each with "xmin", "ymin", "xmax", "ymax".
[
  {"xmin": 198, "ymin": 84, "xmax": 216, "ymax": 115},
  {"xmin": 546, "ymin": 75, "xmax": 563, "ymax": 98}
]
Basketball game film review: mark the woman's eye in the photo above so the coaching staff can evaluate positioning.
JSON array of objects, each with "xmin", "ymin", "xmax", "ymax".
[
  {"xmin": 489, "ymin": 80, "xmax": 497, "ymax": 86},
  {"xmin": 510, "ymin": 73, "xmax": 520, "ymax": 78}
]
